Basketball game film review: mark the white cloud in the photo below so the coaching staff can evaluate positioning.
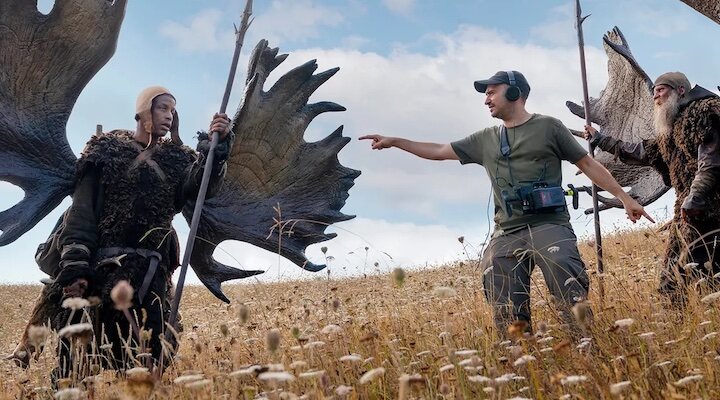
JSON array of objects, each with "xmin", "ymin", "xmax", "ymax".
[
  {"xmin": 250, "ymin": 0, "xmax": 345, "ymax": 45},
  {"xmin": 382, "ymin": 0, "xmax": 416, "ymax": 15},
  {"xmin": 529, "ymin": 3, "xmax": 576, "ymax": 47},
  {"xmin": 264, "ymin": 25, "xmax": 608, "ymax": 221},
  {"xmin": 159, "ymin": 9, "xmax": 234, "ymax": 53}
]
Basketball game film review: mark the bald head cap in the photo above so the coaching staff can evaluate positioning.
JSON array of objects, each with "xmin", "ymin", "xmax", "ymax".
[
  {"xmin": 653, "ymin": 72, "xmax": 691, "ymax": 94},
  {"xmin": 135, "ymin": 86, "xmax": 176, "ymax": 134}
]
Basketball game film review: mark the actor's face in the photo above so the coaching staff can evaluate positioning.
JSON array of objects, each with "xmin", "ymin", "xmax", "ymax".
[
  {"xmin": 484, "ymin": 84, "xmax": 511, "ymax": 119},
  {"xmin": 151, "ymin": 94, "xmax": 176, "ymax": 136},
  {"xmin": 652, "ymin": 84, "xmax": 676, "ymax": 107}
]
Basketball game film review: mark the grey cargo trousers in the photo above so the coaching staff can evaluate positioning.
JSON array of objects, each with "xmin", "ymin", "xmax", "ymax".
[{"xmin": 480, "ymin": 224, "xmax": 590, "ymax": 335}]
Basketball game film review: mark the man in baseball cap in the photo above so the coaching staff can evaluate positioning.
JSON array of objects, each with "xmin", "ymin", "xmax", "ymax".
[
  {"xmin": 360, "ymin": 68, "xmax": 651, "ymax": 339},
  {"xmin": 474, "ymin": 70, "xmax": 532, "ymax": 99}
]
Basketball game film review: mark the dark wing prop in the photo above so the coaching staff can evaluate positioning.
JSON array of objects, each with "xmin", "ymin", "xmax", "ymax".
[
  {"xmin": 186, "ymin": 40, "xmax": 361, "ymax": 303},
  {"xmin": 566, "ymin": 27, "xmax": 670, "ymax": 213},
  {"xmin": 0, "ymin": 0, "xmax": 127, "ymax": 245},
  {"xmin": 680, "ymin": 0, "xmax": 720, "ymax": 24}
]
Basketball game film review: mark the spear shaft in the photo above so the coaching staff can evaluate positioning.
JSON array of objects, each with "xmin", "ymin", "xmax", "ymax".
[
  {"xmin": 575, "ymin": 0, "xmax": 605, "ymax": 278},
  {"xmin": 160, "ymin": 0, "xmax": 253, "ymax": 373}
]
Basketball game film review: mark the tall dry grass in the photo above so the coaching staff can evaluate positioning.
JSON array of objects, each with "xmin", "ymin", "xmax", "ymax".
[{"xmin": 1, "ymin": 226, "xmax": 719, "ymax": 399}]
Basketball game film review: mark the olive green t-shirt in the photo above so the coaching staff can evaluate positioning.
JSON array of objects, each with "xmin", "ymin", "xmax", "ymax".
[{"xmin": 451, "ymin": 114, "xmax": 587, "ymax": 237}]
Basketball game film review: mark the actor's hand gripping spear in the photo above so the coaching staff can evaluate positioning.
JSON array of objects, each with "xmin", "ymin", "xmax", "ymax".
[
  {"xmin": 160, "ymin": 0, "xmax": 254, "ymax": 373},
  {"xmin": 575, "ymin": 0, "xmax": 605, "ymax": 298}
]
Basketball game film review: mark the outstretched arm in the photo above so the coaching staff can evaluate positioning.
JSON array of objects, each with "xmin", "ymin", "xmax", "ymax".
[
  {"xmin": 359, "ymin": 134, "xmax": 459, "ymax": 161},
  {"xmin": 584, "ymin": 125, "xmax": 653, "ymax": 166},
  {"xmin": 575, "ymin": 155, "xmax": 655, "ymax": 223}
]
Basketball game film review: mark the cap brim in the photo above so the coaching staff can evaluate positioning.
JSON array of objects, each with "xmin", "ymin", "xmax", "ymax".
[{"xmin": 474, "ymin": 78, "xmax": 505, "ymax": 93}]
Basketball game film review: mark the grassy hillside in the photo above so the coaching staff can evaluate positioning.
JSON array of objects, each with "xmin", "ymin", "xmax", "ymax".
[{"xmin": 1, "ymin": 226, "xmax": 718, "ymax": 399}]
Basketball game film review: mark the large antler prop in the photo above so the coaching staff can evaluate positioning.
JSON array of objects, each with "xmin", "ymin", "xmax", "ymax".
[
  {"xmin": 185, "ymin": 40, "xmax": 361, "ymax": 302},
  {"xmin": 566, "ymin": 27, "xmax": 670, "ymax": 213},
  {"xmin": 0, "ymin": 0, "xmax": 127, "ymax": 245},
  {"xmin": 680, "ymin": 0, "xmax": 720, "ymax": 24}
]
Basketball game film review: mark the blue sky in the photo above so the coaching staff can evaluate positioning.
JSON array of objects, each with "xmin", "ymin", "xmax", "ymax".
[{"xmin": 0, "ymin": 0, "xmax": 717, "ymax": 285}]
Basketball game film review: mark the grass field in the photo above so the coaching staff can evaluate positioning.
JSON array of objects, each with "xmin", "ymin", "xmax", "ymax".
[{"xmin": 1, "ymin": 226, "xmax": 719, "ymax": 399}]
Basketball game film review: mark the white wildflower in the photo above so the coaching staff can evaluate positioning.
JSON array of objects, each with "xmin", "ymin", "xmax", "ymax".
[
  {"xmin": 699, "ymin": 320, "xmax": 712, "ymax": 327},
  {"xmin": 547, "ymin": 245, "xmax": 560, "ymax": 253},
  {"xmin": 174, "ymin": 374, "xmax": 204, "ymax": 385},
  {"xmin": 638, "ymin": 332, "xmax": 655, "ymax": 340},
  {"xmin": 258, "ymin": 371, "xmax": 295, "ymax": 383},
  {"xmin": 61, "ymin": 297, "xmax": 90, "ymax": 310},
  {"xmin": 58, "ymin": 323, "xmax": 93, "ymax": 339},
  {"xmin": 305, "ymin": 341, "xmax": 325, "ymax": 349},
  {"xmin": 610, "ymin": 380, "xmax": 632, "ymax": 395},
  {"xmin": 454, "ymin": 349, "xmax": 478, "ymax": 357},
  {"xmin": 439, "ymin": 364, "xmax": 455, "ymax": 373},
  {"xmin": 495, "ymin": 373, "xmax": 517, "ymax": 385},
  {"xmin": 335, "ymin": 385, "xmax": 353, "ymax": 396},
  {"xmin": 655, "ymin": 361, "xmax": 672, "ymax": 367},
  {"xmin": 433, "ymin": 286, "xmax": 457, "ymax": 297},
  {"xmin": 54, "ymin": 388, "xmax": 84, "ymax": 400},
  {"xmin": 702, "ymin": 332, "xmax": 717, "ymax": 341},
  {"xmin": 289, "ymin": 360, "xmax": 308, "ymax": 369},
  {"xmin": 320, "ymin": 324, "xmax": 343, "ymax": 335},
  {"xmin": 467, "ymin": 375, "xmax": 493, "ymax": 384},
  {"xmin": 513, "ymin": 354, "xmax": 536, "ymax": 366},
  {"xmin": 299, "ymin": 370, "xmax": 325, "ymax": 379},
  {"xmin": 338, "ymin": 354, "xmax": 362, "ymax": 363},
  {"xmin": 682, "ymin": 262, "xmax": 699, "ymax": 271},
  {"xmin": 560, "ymin": 375, "xmax": 588, "ymax": 386},
  {"xmin": 674, "ymin": 375, "xmax": 703, "ymax": 386},
  {"xmin": 537, "ymin": 336, "xmax": 554, "ymax": 344},
  {"xmin": 185, "ymin": 379, "xmax": 212, "ymax": 389},
  {"xmin": 702, "ymin": 291, "xmax": 720, "ymax": 304},
  {"xmin": 614, "ymin": 318, "xmax": 634, "ymax": 328},
  {"xmin": 359, "ymin": 367, "xmax": 386, "ymax": 384}
]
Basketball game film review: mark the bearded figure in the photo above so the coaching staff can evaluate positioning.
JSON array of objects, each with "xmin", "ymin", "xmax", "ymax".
[{"xmin": 586, "ymin": 72, "xmax": 720, "ymax": 305}]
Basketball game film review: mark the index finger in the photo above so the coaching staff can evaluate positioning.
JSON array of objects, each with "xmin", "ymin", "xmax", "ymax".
[
  {"xmin": 358, "ymin": 135, "xmax": 377, "ymax": 141},
  {"xmin": 642, "ymin": 210, "xmax": 655, "ymax": 223}
]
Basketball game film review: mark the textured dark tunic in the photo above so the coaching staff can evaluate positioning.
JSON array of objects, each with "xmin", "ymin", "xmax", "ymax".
[
  {"xmin": 55, "ymin": 129, "xmax": 231, "ymax": 368},
  {"xmin": 595, "ymin": 86, "xmax": 720, "ymax": 296}
]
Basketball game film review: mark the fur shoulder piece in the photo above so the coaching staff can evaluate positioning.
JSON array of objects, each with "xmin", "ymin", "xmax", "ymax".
[{"xmin": 683, "ymin": 96, "xmax": 720, "ymax": 143}]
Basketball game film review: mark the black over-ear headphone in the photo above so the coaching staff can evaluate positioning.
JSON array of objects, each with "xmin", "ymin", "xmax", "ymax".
[{"xmin": 505, "ymin": 70, "xmax": 521, "ymax": 102}]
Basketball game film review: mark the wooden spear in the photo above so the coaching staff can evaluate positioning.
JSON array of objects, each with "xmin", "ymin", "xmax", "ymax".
[
  {"xmin": 161, "ymin": 0, "xmax": 254, "ymax": 372},
  {"xmin": 574, "ymin": 0, "xmax": 605, "ymax": 297}
]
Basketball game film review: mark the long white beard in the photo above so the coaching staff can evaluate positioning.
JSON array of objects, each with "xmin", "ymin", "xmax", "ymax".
[{"xmin": 653, "ymin": 90, "xmax": 680, "ymax": 137}]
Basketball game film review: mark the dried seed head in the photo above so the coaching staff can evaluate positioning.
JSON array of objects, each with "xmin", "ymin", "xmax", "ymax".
[
  {"xmin": 392, "ymin": 267, "xmax": 406, "ymax": 287},
  {"xmin": 266, "ymin": 329, "xmax": 281, "ymax": 352},
  {"xmin": 238, "ymin": 303, "xmax": 250, "ymax": 324},
  {"xmin": 28, "ymin": 325, "xmax": 51, "ymax": 347},
  {"xmin": 291, "ymin": 326, "xmax": 300, "ymax": 339},
  {"xmin": 321, "ymin": 246, "xmax": 328, "ymax": 255},
  {"xmin": 61, "ymin": 297, "xmax": 90, "ymax": 311},
  {"xmin": 572, "ymin": 302, "xmax": 592, "ymax": 325},
  {"xmin": 439, "ymin": 383, "xmax": 451, "ymax": 395},
  {"xmin": 432, "ymin": 286, "xmax": 457, "ymax": 298},
  {"xmin": 58, "ymin": 323, "xmax": 93, "ymax": 344},
  {"xmin": 458, "ymin": 236, "xmax": 464, "ymax": 244},
  {"xmin": 507, "ymin": 320, "xmax": 529, "ymax": 338},
  {"xmin": 110, "ymin": 280, "xmax": 133, "ymax": 310},
  {"xmin": 220, "ymin": 324, "xmax": 229, "ymax": 337}
]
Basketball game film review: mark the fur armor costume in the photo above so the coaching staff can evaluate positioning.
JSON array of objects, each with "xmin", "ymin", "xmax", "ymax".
[
  {"xmin": 39, "ymin": 129, "xmax": 231, "ymax": 372},
  {"xmin": 595, "ymin": 86, "xmax": 720, "ymax": 299}
]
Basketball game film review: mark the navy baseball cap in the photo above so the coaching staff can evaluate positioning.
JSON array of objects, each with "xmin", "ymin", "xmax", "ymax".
[{"xmin": 474, "ymin": 70, "xmax": 531, "ymax": 97}]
